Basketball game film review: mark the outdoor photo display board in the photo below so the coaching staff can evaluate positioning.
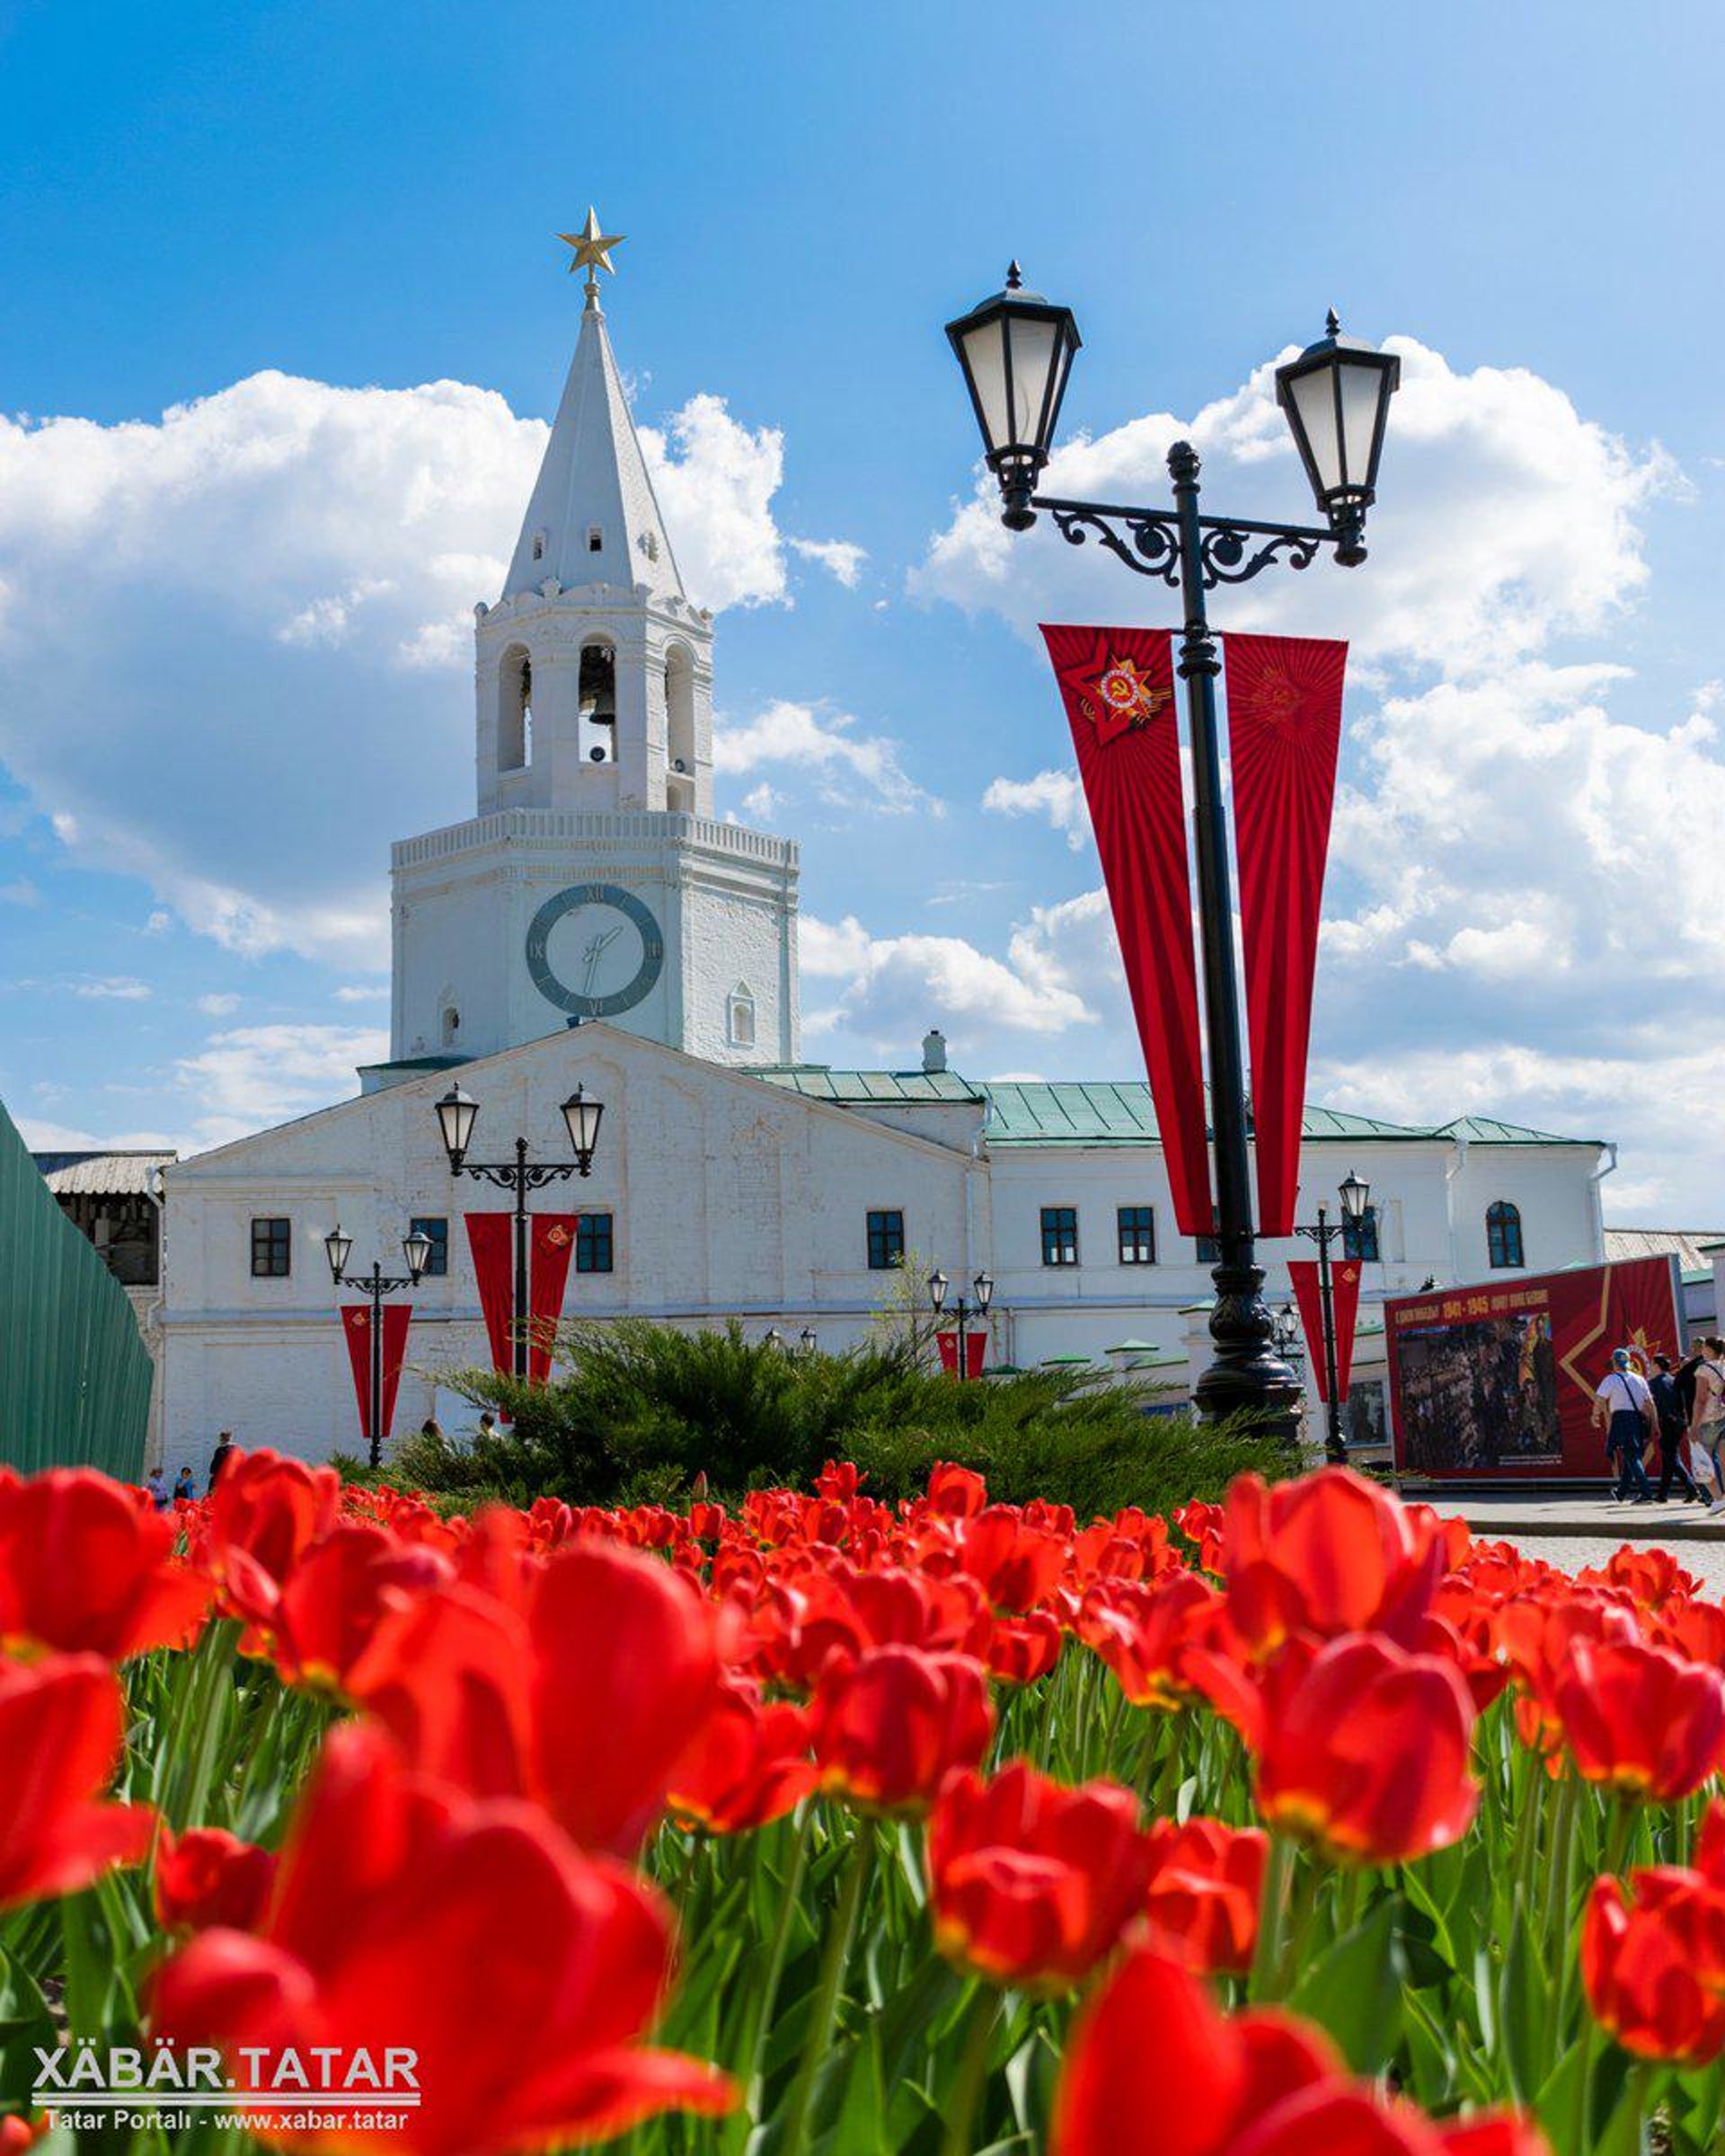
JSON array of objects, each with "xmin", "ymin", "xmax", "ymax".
[{"xmin": 1385, "ymin": 1253, "xmax": 1685, "ymax": 1481}]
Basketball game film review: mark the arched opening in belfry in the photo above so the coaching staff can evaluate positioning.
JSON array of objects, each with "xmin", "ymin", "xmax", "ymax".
[
  {"xmin": 579, "ymin": 641, "xmax": 617, "ymax": 766},
  {"xmin": 498, "ymin": 646, "xmax": 533, "ymax": 771},
  {"xmin": 665, "ymin": 643, "xmax": 695, "ymax": 810}
]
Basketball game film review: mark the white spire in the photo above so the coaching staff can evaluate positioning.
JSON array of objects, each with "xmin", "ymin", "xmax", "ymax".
[{"xmin": 502, "ymin": 287, "xmax": 684, "ymax": 604}]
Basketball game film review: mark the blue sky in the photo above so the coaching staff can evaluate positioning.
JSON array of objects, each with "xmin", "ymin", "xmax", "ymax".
[{"xmin": 3, "ymin": 0, "xmax": 1724, "ymax": 1214}]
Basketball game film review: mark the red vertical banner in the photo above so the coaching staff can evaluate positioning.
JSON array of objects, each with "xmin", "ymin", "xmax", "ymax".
[
  {"xmin": 1331, "ymin": 1259, "xmax": 1363, "ymax": 1399},
  {"xmin": 1225, "ymin": 634, "xmax": 1349, "ymax": 1238},
  {"xmin": 936, "ymin": 1330, "xmax": 988, "ymax": 1378},
  {"xmin": 340, "ymin": 1306, "xmax": 373, "ymax": 1432},
  {"xmin": 1040, "ymin": 625, "xmax": 1214, "ymax": 1237},
  {"xmin": 1287, "ymin": 1258, "xmax": 1363, "ymax": 1404},
  {"xmin": 528, "ymin": 1216, "xmax": 579, "ymax": 1383},
  {"xmin": 339, "ymin": 1303, "xmax": 413, "ymax": 1443},
  {"xmin": 464, "ymin": 1213, "xmax": 515, "ymax": 1375}
]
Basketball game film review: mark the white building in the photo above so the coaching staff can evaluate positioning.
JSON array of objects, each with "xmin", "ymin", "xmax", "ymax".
[{"xmin": 157, "ymin": 262, "xmax": 1613, "ymax": 1466}]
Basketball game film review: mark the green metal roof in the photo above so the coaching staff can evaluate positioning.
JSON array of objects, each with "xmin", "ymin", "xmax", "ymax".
[
  {"xmin": 750, "ymin": 1065, "xmax": 986, "ymax": 1106},
  {"xmin": 749, "ymin": 1069, "xmax": 1603, "ymax": 1150},
  {"xmin": 983, "ymin": 1082, "xmax": 1438, "ymax": 1148},
  {"xmin": 1435, "ymin": 1115, "xmax": 1604, "ymax": 1147}
]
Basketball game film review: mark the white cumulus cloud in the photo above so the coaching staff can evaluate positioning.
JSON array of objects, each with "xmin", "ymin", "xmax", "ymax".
[
  {"xmin": 791, "ymin": 536, "xmax": 867, "ymax": 589},
  {"xmin": 174, "ymin": 1021, "xmax": 388, "ymax": 1150},
  {"xmin": 982, "ymin": 768, "xmax": 1090, "ymax": 850},
  {"xmin": 641, "ymin": 393, "xmax": 789, "ymax": 613},
  {"xmin": 715, "ymin": 700, "xmax": 933, "ymax": 816},
  {"xmin": 0, "ymin": 369, "xmax": 801, "ymax": 967}
]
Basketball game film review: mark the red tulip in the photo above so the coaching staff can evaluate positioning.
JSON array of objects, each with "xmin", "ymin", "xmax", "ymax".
[
  {"xmin": 665, "ymin": 1680, "xmax": 815, "ymax": 1835},
  {"xmin": 1220, "ymin": 1469, "xmax": 1446, "ymax": 1657},
  {"xmin": 987, "ymin": 1611, "xmax": 1064, "ymax": 1685},
  {"xmin": 0, "ymin": 1468, "xmax": 209, "ymax": 1658},
  {"xmin": 1552, "ymin": 1638, "xmax": 1725, "ymax": 1801},
  {"xmin": 1053, "ymin": 1945, "xmax": 1545, "ymax": 2156},
  {"xmin": 925, "ymin": 1462, "xmax": 988, "ymax": 1520},
  {"xmin": 1141, "ymin": 1816, "xmax": 1268, "ymax": 1976},
  {"xmin": 271, "ymin": 1524, "xmax": 453, "ymax": 1692},
  {"xmin": 150, "ymin": 1723, "xmax": 734, "ymax": 2156},
  {"xmin": 812, "ymin": 1645, "xmax": 993, "ymax": 1815},
  {"xmin": 154, "ymin": 1825, "xmax": 276, "ymax": 1934},
  {"xmin": 1582, "ymin": 1867, "xmax": 1725, "ymax": 2063},
  {"xmin": 1197, "ymin": 1633, "xmax": 1479, "ymax": 1866},
  {"xmin": 1495, "ymin": 1594, "xmax": 1640, "ymax": 1762},
  {"xmin": 204, "ymin": 1449, "xmax": 341, "ymax": 1621},
  {"xmin": 0, "ymin": 1655, "xmax": 154, "ymax": 1911},
  {"xmin": 351, "ymin": 1542, "xmax": 723, "ymax": 1855},
  {"xmin": 1080, "ymin": 1572, "xmax": 1221, "ymax": 1710},
  {"xmin": 927, "ymin": 1761, "xmax": 1152, "ymax": 1989},
  {"xmin": 958, "ymin": 1507, "xmax": 1068, "ymax": 1613}
]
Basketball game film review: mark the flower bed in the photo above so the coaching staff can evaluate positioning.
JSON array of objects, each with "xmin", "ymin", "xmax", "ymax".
[{"xmin": 0, "ymin": 1454, "xmax": 1721, "ymax": 2152}]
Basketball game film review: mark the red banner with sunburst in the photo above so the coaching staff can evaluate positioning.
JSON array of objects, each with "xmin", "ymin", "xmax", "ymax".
[
  {"xmin": 340, "ymin": 1302, "xmax": 413, "ymax": 1444},
  {"xmin": 936, "ymin": 1330, "xmax": 988, "ymax": 1378},
  {"xmin": 1288, "ymin": 1257, "xmax": 1363, "ymax": 1403},
  {"xmin": 464, "ymin": 1213, "xmax": 515, "ymax": 1375},
  {"xmin": 1225, "ymin": 634, "xmax": 1349, "ymax": 1238},
  {"xmin": 528, "ymin": 1215, "xmax": 580, "ymax": 1383},
  {"xmin": 1040, "ymin": 624, "xmax": 1214, "ymax": 1237}
]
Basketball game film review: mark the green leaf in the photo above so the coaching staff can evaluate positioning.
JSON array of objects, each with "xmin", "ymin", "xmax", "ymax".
[
  {"xmin": 1286, "ymin": 1897, "xmax": 1406, "ymax": 2075},
  {"xmin": 1496, "ymin": 1897, "xmax": 1550, "ymax": 2106}
]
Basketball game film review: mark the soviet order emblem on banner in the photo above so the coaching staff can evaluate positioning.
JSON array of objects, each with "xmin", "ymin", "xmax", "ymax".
[{"xmin": 1084, "ymin": 653, "xmax": 1172, "ymax": 745}]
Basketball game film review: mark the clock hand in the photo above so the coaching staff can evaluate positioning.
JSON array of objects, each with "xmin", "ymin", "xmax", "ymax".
[{"xmin": 580, "ymin": 925, "xmax": 623, "ymax": 997}]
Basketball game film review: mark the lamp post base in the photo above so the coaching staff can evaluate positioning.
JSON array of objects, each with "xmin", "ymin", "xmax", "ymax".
[{"xmin": 1194, "ymin": 1259, "xmax": 1304, "ymax": 1453}]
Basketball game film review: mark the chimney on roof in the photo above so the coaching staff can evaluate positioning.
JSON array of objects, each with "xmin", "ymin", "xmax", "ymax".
[{"xmin": 922, "ymin": 1028, "xmax": 947, "ymax": 1074}]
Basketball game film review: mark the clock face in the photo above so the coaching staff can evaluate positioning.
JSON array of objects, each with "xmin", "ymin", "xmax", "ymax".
[{"xmin": 525, "ymin": 883, "xmax": 665, "ymax": 1019}]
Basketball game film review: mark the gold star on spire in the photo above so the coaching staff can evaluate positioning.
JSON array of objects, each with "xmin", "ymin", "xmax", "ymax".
[{"xmin": 557, "ymin": 208, "xmax": 625, "ymax": 299}]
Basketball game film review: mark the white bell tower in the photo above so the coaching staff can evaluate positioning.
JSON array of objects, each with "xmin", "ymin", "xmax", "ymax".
[{"xmin": 383, "ymin": 215, "xmax": 799, "ymax": 1080}]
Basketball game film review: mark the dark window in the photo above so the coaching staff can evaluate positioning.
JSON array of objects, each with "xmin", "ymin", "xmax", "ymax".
[
  {"xmin": 866, "ymin": 1209, "xmax": 905, "ymax": 1270},
  {"xmin": 1040, "ymin": 1206, "xmax": 1079, "ymax": 1268},
  {"xmin": 1196, "ymin": 1234, "xmax": 1220, "ymax": 1265},
  {"xmin": 1117, "ymin": 1205, "xmax": 1156, "ymax": 1266},
  {"xmin": 250, "ymin": 1216, "xmax": 291, "ymax": 1278},
  {"xmin": 1341, "ymin": 1206, "xmax": 1381, "ymax": 1263},
  {"xmin": 411, "ymin": 1215, "xmax": 449, "ymax": 1277},
  {"xmin": 576, "ymin": 1213, "xmax": 614, "ymax": 1274},
  {"xmin": 1487, "ymin": 1201, "xmax": 1524, "ymax": 1269}
]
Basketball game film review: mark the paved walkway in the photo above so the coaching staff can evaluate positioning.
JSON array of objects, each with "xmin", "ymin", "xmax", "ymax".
[{"xmin": 1416, "ymin": 1489, "xmax": 1725, "ymax": 1592}]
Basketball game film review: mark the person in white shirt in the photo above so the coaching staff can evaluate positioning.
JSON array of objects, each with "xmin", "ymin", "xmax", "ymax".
[
  {"xmin": 1687, "ymin": 1335, "xmax": 1725, "ymax": 1515},
  {"xmin": 1590, "ymin": 1348, "xmax": 1656, "ymax": 1503}
]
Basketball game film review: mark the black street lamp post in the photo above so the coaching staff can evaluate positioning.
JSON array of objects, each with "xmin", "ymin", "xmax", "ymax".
[
  {"xmin": 1294, "ymin": 1170, "xmax": 1372, "ymax": 1465},
  {"xmin": 324, "ymin": 1224, "xmax": 432, "ymax": 1470},
  {"xmin": 945, "ymin": 272, "xmax": 1398, "ymax": 1443},
  {"xmin": 929, "ymin": 1268, "xmax": 995, "ymax": 1382},
  {"xmin": 434, "ymin": 1082, "xmax": 605, "ymax": 1382}
]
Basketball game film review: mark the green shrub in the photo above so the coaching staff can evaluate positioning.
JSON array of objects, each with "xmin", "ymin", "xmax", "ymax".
[{"xmin": 375, "ymin": 1320, "xmax": 1288, "ymax": 1518}]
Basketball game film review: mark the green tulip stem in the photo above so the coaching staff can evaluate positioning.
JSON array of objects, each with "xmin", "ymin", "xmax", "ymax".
[
  {"xmin": 940, "ymin": 1982, "xmax": 1003, "ymax": 2156},
  {"xmin": 780, "ymin": 1821, "xmax": 873, "ymax": 2156}
]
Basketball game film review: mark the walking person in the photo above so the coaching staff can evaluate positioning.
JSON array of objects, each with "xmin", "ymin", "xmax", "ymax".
[
  {"xmin": 172, "ymin": 1465, "xmax": 196, "ymax": 1503},
  {"xmin": 1689, "ymin": 1338, "xmax": 1725, "ymax": 1515},
  {"xmin": 1650, "ymin": 1355, "xmax": 1705, "ymax": 1502},
  {"xmin": 145, "ymin": 1462, "xmax": 170, "ymax": 1511},
  {"xmin": 208, "ymin": 1430, "xmax": 236, "ymax": 1489},
  {"xmin": 1591, "ymin": 1348, "xmax": 1657, "ymax": 1503}
]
